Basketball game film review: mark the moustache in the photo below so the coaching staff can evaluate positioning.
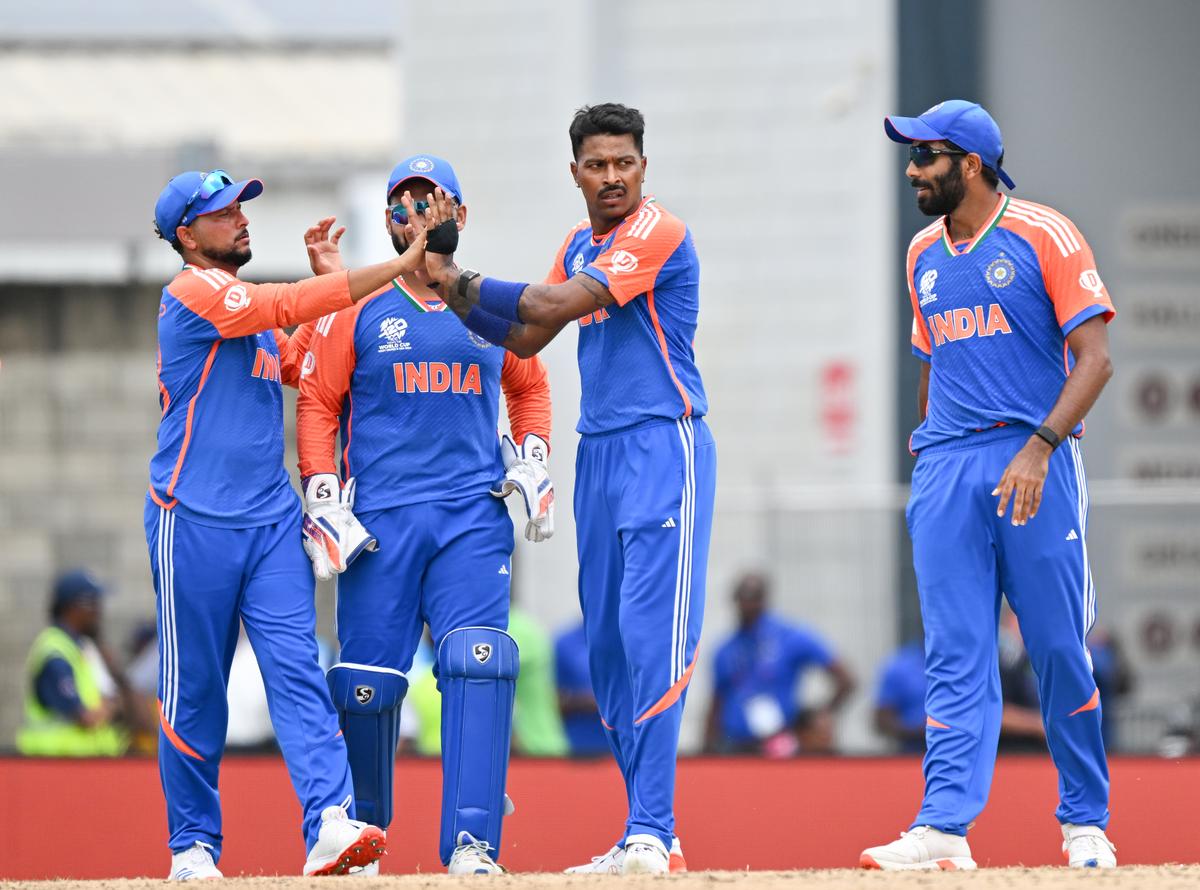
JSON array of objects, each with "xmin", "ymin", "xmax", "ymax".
[
  {"xmin": 910, "ymin": 179, "xmax": 933, "ymax": 190},
  {"xmin": 599, "ymin": 185, "xmax": 625, "ymax": 197}
]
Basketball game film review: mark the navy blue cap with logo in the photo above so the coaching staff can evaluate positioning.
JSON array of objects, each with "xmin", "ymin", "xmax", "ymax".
[
  {"xmin": 154, "ymin": 170, "xmax": 264, "ymax": 243},
  {"xmin": 884, "ymin": 99, "xmax": 1015, "ymax": 190},
  {"xmin": 52, "ymin": 569, "xmax": 105, "ymax": 609},
  {"xmin": 387, "ymin": 154, "xmax": 463, "ymax": 203}
]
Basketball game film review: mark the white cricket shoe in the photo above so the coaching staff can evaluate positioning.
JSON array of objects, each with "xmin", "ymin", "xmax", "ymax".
[
  {"xmin": 447, "ymin": 832, "xmax": 504, "ymax": 875},
  {"xmin": 565, "ymin": 837, "xmax": 687, "ymax": 874},
  {"xmin": 622, "ymin": 837, "xmax": 669, "ymax": 875},
  {"xmin": 302, "ymin": 797, "xmax": 386, "ymax": 876},
  {"xmin": 349, "ymin": 861, "xmax": 379, "ymax": 877},
  {"xmin": 1062, "ymin": 824, "xmax": 1117, "ymax": 868},
  {"xmin": 859, "ymin": 825, "xmax": 977, "ymax": 871},
  {"xmin": 168, "ymin": 841, "xmax": 222, "ymax": 880}
]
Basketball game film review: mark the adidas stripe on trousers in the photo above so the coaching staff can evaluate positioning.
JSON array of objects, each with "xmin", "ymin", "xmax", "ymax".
[
  {"xmin": 906, "ymin": 424, "xmax": 1109, "ymax": 835},
  {"xmin": 574, "ymin": 417, "xmax": 717, "ymax": 852}
]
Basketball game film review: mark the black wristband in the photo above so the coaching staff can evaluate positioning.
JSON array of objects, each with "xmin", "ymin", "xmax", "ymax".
[
  {"xmin": 455, "ymin": 269, "xmax": 481, "ymax": 300},
  {"xmin": 425, "ymin": 218, "xmax": 459, "ymax": 254},
  {"xmin": 1034, "ymin": 424, "xmax": 1062, "ymax": 449}
]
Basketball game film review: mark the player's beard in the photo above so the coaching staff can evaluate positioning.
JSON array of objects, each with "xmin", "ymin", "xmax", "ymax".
[
  {"xmin": 202, "ymin": 239, "xmax": 252, "ymax": 269},
  {"xmin": 391, "ymin": 230, "xmax": 410, "ymax": 257},
  {"xmin": 914, "ymin": 161, "xmax": 966, "ymax": 217}
]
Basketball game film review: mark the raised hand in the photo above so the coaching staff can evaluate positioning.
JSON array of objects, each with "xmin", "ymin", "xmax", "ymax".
[{"xmin": 304, "ymin": 216, "xmax": 347, "ymax": 275}]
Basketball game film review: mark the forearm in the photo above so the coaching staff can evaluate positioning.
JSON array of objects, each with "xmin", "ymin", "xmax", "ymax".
[
  {"xmin": 1038, "ymin": 352, "xmax": 1113, "ymax": 439},
  {"xmin": 347, "ymin": 253, "xmax": 423, "ymax": 302}
]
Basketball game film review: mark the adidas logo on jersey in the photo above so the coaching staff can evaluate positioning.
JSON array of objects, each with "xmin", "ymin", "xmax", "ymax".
[
  {"xmin": 498, "ymin": 564, "xmax": 509, "ymax": 575},
  {"xmin": 662, "ymin": 517, "xmax": 677, "ymax": 528},
  {"xmin": 1065, "ymin": 529, "xmax": 1079, "ymax": 541}
]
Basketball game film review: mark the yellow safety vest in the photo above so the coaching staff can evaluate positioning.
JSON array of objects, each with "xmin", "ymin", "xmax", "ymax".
[{"xmin": 16, "ymin": 626, "xmax": 128, "ymax": 757}]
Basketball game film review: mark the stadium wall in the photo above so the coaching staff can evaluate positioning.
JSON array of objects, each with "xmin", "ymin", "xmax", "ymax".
[{"xmin": 1, "ymin": 755, "xmax": 1196, "ymax": 877}]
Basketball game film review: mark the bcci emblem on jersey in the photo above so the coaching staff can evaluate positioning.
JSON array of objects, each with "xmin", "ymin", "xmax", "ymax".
[
  {"xmin": 986, "ymin": 256, "xmax": 1016, "ymax": 288},
  {"xmin": 472, "ymin": 643, "xmax": 492, "ymax": 664},
  {"xmin": 378, "ymin": 316, "xmax": 412, "ymax": 353},
  {"xmin": 466, "ymin": 330, "xmax": 492, "ymax": 350},
  {"xmin": 919, "ymin": 269, "xmax": 939, "ymax": 306}
]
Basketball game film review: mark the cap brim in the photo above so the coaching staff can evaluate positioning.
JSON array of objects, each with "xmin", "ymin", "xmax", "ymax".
[
  {"xmin": 884, "ymin": 115, "xmax": 947, "ymax": 144},
  {"xmin": 195, "ymin": 178, "xmax": 264, "ymax": 217}
]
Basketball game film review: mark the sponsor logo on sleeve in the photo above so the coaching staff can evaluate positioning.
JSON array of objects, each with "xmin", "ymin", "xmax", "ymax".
[
  {"xmin": 609, "ymin": 249, "xmax": 639, "ymax": 274},
  {"xmin": 1079, "ymin": 269, "xmax": 1106, "ymax": 299},
  {"xmin": 224, "ymin": 284, "xmax": 251, "ymax": 312},
  {"xmin": 571, "ymin": 253, "xmax": 586, "ymax": 275},
  {"xmin": 300, "ymin": 351, "xmax": 316, "ymax": 378}
]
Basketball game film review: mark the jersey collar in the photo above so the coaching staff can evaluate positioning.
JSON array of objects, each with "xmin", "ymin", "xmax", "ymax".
[
  {"xmin": 940, "ymin": 194, "xmax": 1009, "ymax": 256},
  {"xmin": 390, "ymin": 275, "xmax": 446, "ymax": 312},
  {"xmin": 591, "ymin": 195, "xmax": 657, "ymax": 245}
]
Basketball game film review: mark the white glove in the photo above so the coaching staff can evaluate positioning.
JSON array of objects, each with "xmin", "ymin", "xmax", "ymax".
[
  {"xmin": 491, "ymin": 433, "xmax": 554, "ymax": 543},
  {"xmin": 302, "ymin": 474, "xmax": 378, "ymax": 580}
]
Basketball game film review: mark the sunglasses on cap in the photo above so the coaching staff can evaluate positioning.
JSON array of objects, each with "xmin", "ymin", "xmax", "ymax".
[
  {"xmin": 180, "ymin": 170, "xmax": 235, "ymax": 226},
  {"xmin": 908, "ymin": 144, "xmax": 968, "ymax": 167}
]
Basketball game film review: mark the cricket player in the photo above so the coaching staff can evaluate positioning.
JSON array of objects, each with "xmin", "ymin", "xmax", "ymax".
[
  {"xmin": 148, "ymin": 169, "xmax": 430, "ymax": 879},
  {"xmin": 413, "ymin": 103, "xmax": 715, "ymax": 875},
  {"xmin": 296, "ymin": 155, "xmax": 554, "ymax": 875},
  {"xmin": 859, "ymin": 100, "xmax": 1117, "ymax": 870}
]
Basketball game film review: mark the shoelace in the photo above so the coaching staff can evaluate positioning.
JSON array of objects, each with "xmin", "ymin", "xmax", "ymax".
[{"xmin": 455, "ymin": 833, "xmax": 495, "ymax": 861}]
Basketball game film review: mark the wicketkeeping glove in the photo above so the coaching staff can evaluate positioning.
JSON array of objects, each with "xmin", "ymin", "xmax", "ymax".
[
  {"xmin": 490, "ymin": 433, "xmax": 554, "ymax": 543},
  {"xmin": 302, "ymin": 474, "xmax": 379, "ymax": 580}
]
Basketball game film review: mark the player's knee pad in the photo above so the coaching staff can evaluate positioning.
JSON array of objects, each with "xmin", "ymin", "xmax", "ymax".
[
  {"xmin": 436, "ymin": 626, "xmax": 519, "ymax": 865},
  {"xmin": 327, "ymin": 662, "xmax": 408, "ymax": 829}
]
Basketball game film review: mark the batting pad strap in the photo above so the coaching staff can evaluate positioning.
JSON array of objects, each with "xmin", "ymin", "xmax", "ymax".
[
  {"xmin": 328, "ymin": 662, "xmax": 408, "ymax": 713},
  {"xmin": 436, "ymin": 627, "xmax": 519, "ymax": 865}
]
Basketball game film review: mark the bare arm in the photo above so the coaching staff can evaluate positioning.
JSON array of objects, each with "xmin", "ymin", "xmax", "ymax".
[
  {"xmin": 993, "ymin": 316, "xmax": 1114, "ymax": 524},
  {"xmin": 821, "ymin": 659, "xmax": 857, "ymax": 712},
  {"xmin": 917, "ymin": 361, "xmax": 930, "ymax": 421}
]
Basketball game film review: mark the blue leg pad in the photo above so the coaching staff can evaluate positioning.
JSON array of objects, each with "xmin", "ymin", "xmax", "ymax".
[
  {"xmin": 327, "ymin": 662, "xmax": 408, "ymax": 829},
  {"xmin": 437, "ymin": 627, "xmax": 519, "ymax": 865}
]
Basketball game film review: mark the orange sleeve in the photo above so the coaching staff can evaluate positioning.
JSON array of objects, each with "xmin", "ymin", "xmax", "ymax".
[
  {"xmin": 500, "ymin": 350, "xmax": 552, "ymax": 448},
  {"xmin": 584, "ymin": 205, "xmax": 687, "ymax": 307},
  {"xmin": 296, "ymin": 306, "xmax": 360, "ymax": 479},
  {"xmin": 543, "ymin": 228, "xmax": 576, "ymax": 285},
  {"xmin": 1036, "ymin": 213, "xmax": 1116, "ymax": 333},
  {"xmin": 275, "ymin": 321, "xmax": 316, "ymax": 388},
  {"xmin": 907, "ymin": 250, "xmax": 932, "ymax": 359},
  {"xmin": 171, "ymin": 266, "xmax": 353, "ymax": 340}
]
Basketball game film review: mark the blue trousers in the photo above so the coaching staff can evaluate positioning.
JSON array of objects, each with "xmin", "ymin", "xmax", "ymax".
[
  {"xmin": 907, "ymin": 426, "xmax": 1109, "ymax": 834},
  {"xmin": 575, "ymin": 417, "xmax": 716, "ymax": 852},
  {"xmin": 145, "ymin": 500, "xmax": 354, "ymax": 860},
  {"xmin": 334, "ymin": 494, "xmax": 513, "ymax": 674}
]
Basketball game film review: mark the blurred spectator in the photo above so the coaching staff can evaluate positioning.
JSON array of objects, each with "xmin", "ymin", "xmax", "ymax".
[
  {"xmin": 507, "ymin": 606, "xmax": 569, "ymax": 757},
  {"xmin": 704, "ymin": 572, "xmax": 856, "ymax": 756},
  {"xmin": 16, "ymin": 569, "xmax": 149, "ymax": 756},
  {"xmin": 998, "ymin": 606, "xmax": 1047, "ymax": 752},
  {"xmin": 874, "ymin": 639, "xmax": 927, "ymax": 752},
  {"xmin": 1087, "ymin": 626, "xmax": 1133, "ymax": 751},
  {"xmin": 125, "ymin": 619, "xmax": 160, "ymax": 756},
  {"xmin": 554, "ymin": 621, "xmax": 609, "ymax": 757},
  {"xmin": 225, "ymin": 624, "xmax": 276, "ymax": 753}
]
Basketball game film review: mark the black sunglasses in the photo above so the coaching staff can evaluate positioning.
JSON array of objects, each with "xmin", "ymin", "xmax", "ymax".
[{"xmin": 908, "ymin": 144, "xmax": 968, "ymax": 167}]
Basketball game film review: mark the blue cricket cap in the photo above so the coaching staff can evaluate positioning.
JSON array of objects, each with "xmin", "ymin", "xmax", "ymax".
[
  {"xmin": 154, "ymin": 170, "xmax": 264, "ymax": 243},
  {"xmin": 884, "ymin": 99, "xmax": 1015, "ymax": 190},
  {"xmin": 387, "ymin": 154, "xmax": 463, "ymax": 203},
  {"xmin": 52, "ymin": 569, "xmax": 105, "ymax": 609}
]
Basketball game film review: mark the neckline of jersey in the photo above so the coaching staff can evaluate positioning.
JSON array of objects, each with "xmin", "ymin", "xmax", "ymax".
[
  {"xmin": 940, "ymin": 194, "xmax": 1010, "ymax": 257},
  {"xmin": 590, "ymin": 195, "xmax": 657, "ymax": 245},
  {"xmin": 390, "ymin": 276, "xmax": 445, "ymax": 312}
]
